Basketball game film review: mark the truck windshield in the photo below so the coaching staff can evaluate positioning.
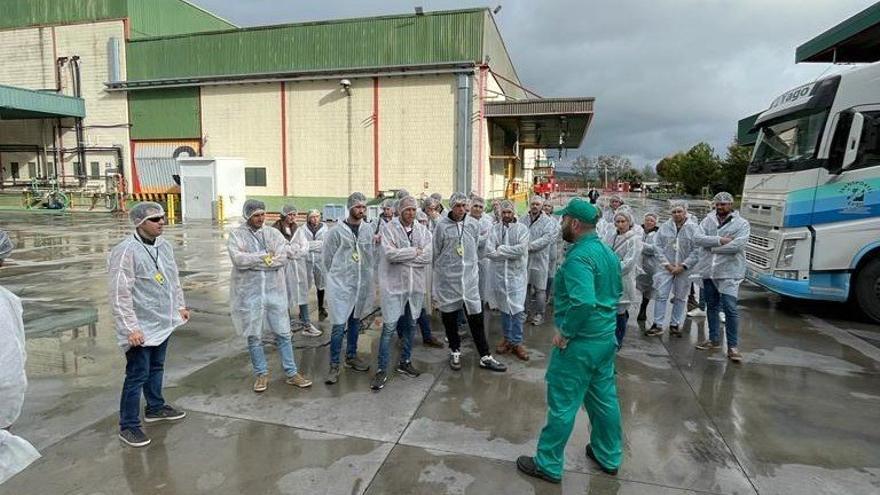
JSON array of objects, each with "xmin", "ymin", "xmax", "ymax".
[{"xmin": 749, "ymin": 109, "xmax": 829, "ymax": 173}]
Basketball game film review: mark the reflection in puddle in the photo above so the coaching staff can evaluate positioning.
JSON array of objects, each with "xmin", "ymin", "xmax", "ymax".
[{"xmin": 22, "ymin": 300, "xmax": 99, "ymax": 377}]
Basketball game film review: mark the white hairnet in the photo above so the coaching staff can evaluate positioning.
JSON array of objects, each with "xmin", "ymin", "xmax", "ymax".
[
  {"xmin": 347, "ymin": 192, "xmax": 367, "ymax": 209},
  {"xmin": 609, "ymin": 194, "xmax": 624, "ymax": 204},
  {"xmin": 423, "ymin": 197, "xmax": 440, "ymax": 210},
  {"xmin": 449, "ymin": 192, "xmax": 469, "ymax": 206},
  {"xmin": 499, "ymin": 200, "xmax": 516, "ymax": 212},
  {"xmin": 129, "ymin": 201, "xmax": 165, "ymax": 227},
  {"xmin": 529, "ymin": 195, "xmax": 546, "ymax": 205},
  {"xmin": 242, "ymin": 199, "xmax": 266, "ymax": 220},
  {"xmin": 416, "ymin": 210, "xmax": 428, "ymax": 222},
  {"xmin": 381, "ymin": 198, "xmax": 394, "ymax": 209},
  {"xmin": 281, "ymin": 204, "xmax": 297, "ymax": 216},
  {"xmin": 0, "ymin": 230, "xmax": 13, "ymax": 260},
  {"xmin": 470, "ymin": 195, "xmax": 485, "ymax": 207},
  {"xmin": 307, "ymin": 209, "xmax": 321, "ymax": 219},
  {"xmin": 713, "ymin": 192, "xmax": 734, "ymax": 204},
  {"xmin": 398, "ymin": 196, "xmax": 419, "ymax": 211},
  {"xmin": 643, "ymin": 212, "xmax": 659, "ymax": 221},
  {"xmin": 395, "ymin": 189, "xmax": 410, "ymax": 199},
  {"xmin": 669, "ymin": 200, "xmax": 689, "ymax": 211},
  {"xmin": 614, "ymin": 209, "xmax": 635, "ymax": 226},
  {"xmin": 430, "ymin": 192, "xmax": 443, "ymax": 202}
]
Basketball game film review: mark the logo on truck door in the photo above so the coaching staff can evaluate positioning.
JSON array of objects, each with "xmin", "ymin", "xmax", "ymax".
[{"xmin": 840, "ymin": 181, "xmax": 874, "ymax": 214}]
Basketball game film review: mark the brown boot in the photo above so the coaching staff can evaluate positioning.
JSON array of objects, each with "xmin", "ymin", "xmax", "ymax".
[
  {"xmin": 511, "ymin": 344, "xmax": 530, "ymax": 361},
  {"xmin": 495, "ymin": 338, "xmax": 510, "ymax": 354}
]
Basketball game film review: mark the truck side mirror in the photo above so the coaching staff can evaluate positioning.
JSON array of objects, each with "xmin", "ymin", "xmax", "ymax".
[{"xmin": 842, "ymin": 112, "xmax": 864, "ymax": 171}]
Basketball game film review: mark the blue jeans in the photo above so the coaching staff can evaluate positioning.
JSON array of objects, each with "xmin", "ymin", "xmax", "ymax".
[
  {"xmin": 379, "ymin": 304, "xmax": 414, "ymax": 371},
  {"xmin": 330, "ymin": 312, "xmax": 361, "ymax": 365},
  {"xmin": 703, "ymin": 279, "xmax": 739, "ymax": 347},
  {"xmin": 615, "ymin": 310, "xmax": 629, "ymax": 348},
  {"xmin": 120, "ymin": 338, "xmax": 169, "ymax": 431},
  {"xmin": 247, "ymin": 333, "xmax": 297, "ymax": 377},
  {"xmin": 501, "ymin": 311, "xmax": 525, "ymax": 345},
  {"xmin": 417, "ymin": 308, "xmax": 434, "ymax": 341},
  {"xmin": 299, "ymin": 304, "xmax": 310, "ymax": 324}
]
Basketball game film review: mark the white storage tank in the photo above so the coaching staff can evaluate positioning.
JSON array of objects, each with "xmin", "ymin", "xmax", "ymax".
[{"xmin": 177, "ymin": 157, "xmax": 246, "ymax": 222}]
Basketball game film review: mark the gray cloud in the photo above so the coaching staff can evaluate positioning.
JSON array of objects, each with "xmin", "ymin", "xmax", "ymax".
[{"xmin": 192, "ymin": 0, "xmax": 873, "ymax": 166}]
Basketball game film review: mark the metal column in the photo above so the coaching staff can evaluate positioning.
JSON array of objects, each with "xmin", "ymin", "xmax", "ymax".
[{"xmin": 454, "ymin": 73, "xmax": 474, "ymax": 194}]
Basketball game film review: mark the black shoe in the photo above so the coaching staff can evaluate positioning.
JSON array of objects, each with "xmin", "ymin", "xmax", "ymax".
[
  {"xmin": 144, "ymin": 405, "xmax": 186, "ymax": 423},
  {"xmin": 515, "ymin": 456, "xmax": 560, "ymax": 484},
  {"xmin": 396, "ymin": 361, "xmax": 421, "ymax": 377},
  {"xmin": 370, "ymin": 371, "xmax": 387, "ymax": 391},
  {"xmin": 585, "ymin": 444, "xmax": 618, "ymax": 475},
  {"xmin": 119, "ymin": 427, "xmax": 151, "ymax": 448},
  {"xmin": 318, "ymin": 308, "xmax": 328, "ymax": 321},
  {"xmin": 669, "ymin": 325, "xmax": 682, "ymax": 337},
  {"xmin": 479, "ymin": 355, "xmax": 507, "ymax": 372},
  {"xmin": 645, "ymin": 324, "xmax": 663, "ymax": 337},
  {"xmin": 636, "ymin": 311, "xmax": 647, "ymax": 322}
]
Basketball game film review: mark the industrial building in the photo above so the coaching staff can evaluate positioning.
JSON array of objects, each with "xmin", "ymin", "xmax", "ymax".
[{"xmin": 0, "ymin": 0, "xmax": 594, "ymax": 206}]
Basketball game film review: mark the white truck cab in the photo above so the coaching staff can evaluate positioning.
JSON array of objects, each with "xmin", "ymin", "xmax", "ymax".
[{"xmin": 743, "ymin": 63, "xmax": 880, "ymax": 322}]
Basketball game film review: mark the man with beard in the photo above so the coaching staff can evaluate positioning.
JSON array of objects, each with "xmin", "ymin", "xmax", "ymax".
[{"xmin": 517, "ymin": 197, "xmax": 623, "ymax": 483}]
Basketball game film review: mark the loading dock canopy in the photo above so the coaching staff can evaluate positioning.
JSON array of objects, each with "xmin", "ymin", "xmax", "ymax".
[
  {"xmin": 485, "ymin": 98, "xmax": 594, "ymax": 155},
  {"xmin": 796, "ymin": 2, "xmax": 880, "ymax": 63},
  {"xmin": 0, "ymin": 84, "xmax": 85, "ymax": 120}
]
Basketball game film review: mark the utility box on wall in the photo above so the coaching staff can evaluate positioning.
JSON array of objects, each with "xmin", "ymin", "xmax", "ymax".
[{"xmin": 177, "ymin": 157, "xmax": 245, "ymax": 222}]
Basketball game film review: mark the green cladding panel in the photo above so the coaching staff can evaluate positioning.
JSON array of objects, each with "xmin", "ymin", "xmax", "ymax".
[
  {"xmin": 0, "ymin": 0, "xmax": 127, "ymax": 29},
  {"xmin": 128, "ymin": 87, "xmax": 200, "ymax": 139},
  {"xmin": 126, "ymin": 9, "xmax": 486, "ymax": 81},
  {"xmin": 126, "ymin": 0, "xmax": 236, "ymax": 39},
  {"xmin": 737, "ymin": 112, "xmax": 760, "ymax": 146}
]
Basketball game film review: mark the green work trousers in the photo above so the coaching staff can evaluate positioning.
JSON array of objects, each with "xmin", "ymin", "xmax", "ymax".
[{"xmin": 534, "ymin": 334, "xmax": 622, "ymax": 479}]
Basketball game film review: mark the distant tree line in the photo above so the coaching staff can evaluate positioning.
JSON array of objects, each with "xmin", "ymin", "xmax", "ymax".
[{"xmin": 656, "ymin": 140, "xmax": 751, "ymax": 196}]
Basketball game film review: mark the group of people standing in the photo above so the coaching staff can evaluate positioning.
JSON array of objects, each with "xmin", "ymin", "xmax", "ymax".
[{"xmin": 594, "ymin": 192, "xmax": 751, "ymax": 362}]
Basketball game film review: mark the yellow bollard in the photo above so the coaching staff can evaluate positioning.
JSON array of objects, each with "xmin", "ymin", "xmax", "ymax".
[
  {"xmin": 217, "ymin": 195, "xmax": 224, "ymax": 225},
  {"xmin": 166, "ymin": 194, "xmax": 176, "ymax": 224}
]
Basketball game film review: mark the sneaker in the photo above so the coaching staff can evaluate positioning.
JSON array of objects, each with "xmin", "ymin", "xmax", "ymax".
[
  {"xmin": 645, "ymin": 325, "xmax": 663, "ymax": 337},
  {"xmin": 695, "ymin": 339, "xmax": 721, "ymax": 351},
  {"xmin": 253, "ymin": 374, "xmax": 269, "ymax": 393},
  {"xmin": 324, "ymin": 364, "xmax": 340, "ymax": 385},
  {"xmin": 370, "ymin": 371, "xmax": 387, "ymax": 391},
  {"xmin": 318, "ymin": 308, "xmax": 328, "ymax": 321},
  {"xmin": 144, "ymin": 405, "xmax": 186, "ymax": 423},
  {"xmin": 532, "ymin": 313, "xmax": 545, "ymax": 326},
  {"xmin": 687, "ymin": 308, "xmax": 706, "ymax": 317},
  {"xmin": 449, "ymin": 351, "xmax": 462, "ymax": 371},
  {"xmin": 286, "ymin": 373, "xmax": 313, "ymax": 388},
  {"xmin": 396, "ymin": 361, "xmax": 421, "ymax": 377},
  {"xmin": 423, "ymin": 336, "xmax": 444, "ymax": 348},
  {"xmin": 479, "ymin": 355, "xmax": 507, "ymax": 372},
  {"xmin": 585, "ymin": 443, "xmax": 618, "ymax": 476},
  {"xmin": 511, "ymin": 344, "xmax": 530, "ymax": 361},
  {"xmin": 344, "ymin": 355, "xmax": 370, "ymax": 372},
  {"xmin": 720, "ymin": 312, "xmax": 727, "ymax": 323},
  {"xmin": 669, "ymin": 325, "xmax": 682, "ymax": 337},
  {"xmin": 727, "ymin": 347, "xmax": 743, "ymax": 363},
  {"xmin": 119, "ymin": 427, "xmax": 151, "ymax": 448},
  {"xmin": 516, "ymin": 455, "xmax": 561, "ymax": 484},
  {"xmin": 289, "ymin": 319, "xmax": 304, "ymax": 332},
  {"xmin": 495, "ymin": 338, "xmax": 511, "ymax": 354},
  {"xmin": 301, "ymin": 323, "xmax": 322, "ymax": 337}
]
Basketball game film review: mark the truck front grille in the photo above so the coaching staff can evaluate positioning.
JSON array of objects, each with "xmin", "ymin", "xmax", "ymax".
[{"xmin": 746, "ymin": 251, "xmax": 770, "ymax": 269}]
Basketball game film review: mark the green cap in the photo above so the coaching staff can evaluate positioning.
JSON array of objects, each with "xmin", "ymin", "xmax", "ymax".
[{"xmin": 554, "ymin": 197, "xmax": 598, "ymax": 224}]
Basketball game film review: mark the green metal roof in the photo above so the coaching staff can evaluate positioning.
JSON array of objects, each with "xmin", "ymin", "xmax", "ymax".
[
  {"xmin": 796, "ymin": 1, "xmax": 880, "ymax": 63},
  {"xmin": 737, "ymin": 112, "xmax": 760, "ymax": 146},
  {"xmin": 125, "ymin": 9, "xmax": 488, "ymax": 81},
  {"xmin": 0, "ymin": 0, "xmax": 236, "ymax": 39},
  {"xmin": 0, "ymin": 84, "xmax": 85, "ymax": 119}
]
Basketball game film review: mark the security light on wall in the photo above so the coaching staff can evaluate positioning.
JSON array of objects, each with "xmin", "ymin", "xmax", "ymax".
[{"xmin": 340, "ymin": 79, "xmax": 352, "ymax": 96}]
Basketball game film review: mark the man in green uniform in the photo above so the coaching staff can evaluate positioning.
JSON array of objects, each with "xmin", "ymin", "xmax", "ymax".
[{"xmin": 516, "ymin": 197, "xmax": 623, "ymax": 483}]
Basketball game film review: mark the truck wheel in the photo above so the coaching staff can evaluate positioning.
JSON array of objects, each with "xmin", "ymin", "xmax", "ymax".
[{"xmin": 854, "ymin": 257, "xmax": 880, "ymax": 323}]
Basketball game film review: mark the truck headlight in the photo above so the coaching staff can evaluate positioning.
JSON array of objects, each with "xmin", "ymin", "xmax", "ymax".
[
  {"xmin": 773, "ymin": 270, "xmax": 798, "ymax": 280},
  {"xmin": 777, "ymin": 239, "xmax": 798, "ymax": 268}
]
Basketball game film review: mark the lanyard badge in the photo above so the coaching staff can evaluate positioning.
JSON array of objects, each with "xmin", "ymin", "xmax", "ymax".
[
  {"xmin": 455, "ymin": 243, "xmax": 464, "ymax": 257},
  {"xmin": 263, "ymin": 254, "xmax": 274, "ymax": 266},
  {"xmin": 352, "ymin": 250, "xmax": 361, "ymax": 262},
  {"xmin": 153, "ymin": 272, "xmax": 166, "ymax": 285}
]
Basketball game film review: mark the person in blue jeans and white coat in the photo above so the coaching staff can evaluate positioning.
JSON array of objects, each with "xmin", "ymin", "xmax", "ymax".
[
  {"xmin": 108, "ymin": 202, "xmax": 189, "ymax": 447},
  {"xmin": 693, "ymin": 192, "xmax": 750, "ymax": 362}
]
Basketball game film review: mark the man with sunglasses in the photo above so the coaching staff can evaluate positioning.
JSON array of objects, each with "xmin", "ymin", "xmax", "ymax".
[{"xmin": 108, "ymin": 202, "xmax": 189, "ymax": 447}]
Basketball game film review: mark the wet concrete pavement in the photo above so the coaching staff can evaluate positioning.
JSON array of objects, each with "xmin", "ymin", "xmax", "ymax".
[{"xmin": 1, "ymin": 210, "xmax": 879, "ymax": 494}]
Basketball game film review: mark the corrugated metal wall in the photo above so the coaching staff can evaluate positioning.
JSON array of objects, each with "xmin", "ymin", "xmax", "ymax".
[
  {"xmin": 0, "ymin": 0, "xmax": 234, "ymax": 39},
  {"xmin": 126, "ymin": 0, "xmax": 236, "ymax": 39},
  {"xmin": 131, "ymin": 139, "xmax": 200, "ymax": 193},
  {"xmin": 128, "ymin": 87, "xmax": 201, "ymax": 139},
  {"xmin": 482, "ymin": 11, "xmax": 526, "ymax": 100},
  {"xmin": 126, "ymin": 9, "xmax": 485, "ymax": 81}
]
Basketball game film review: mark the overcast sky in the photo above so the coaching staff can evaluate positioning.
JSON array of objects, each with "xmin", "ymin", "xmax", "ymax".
[{"xmin": 192, "ymin": 0, "xmax": 874, "ymax": 169}]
